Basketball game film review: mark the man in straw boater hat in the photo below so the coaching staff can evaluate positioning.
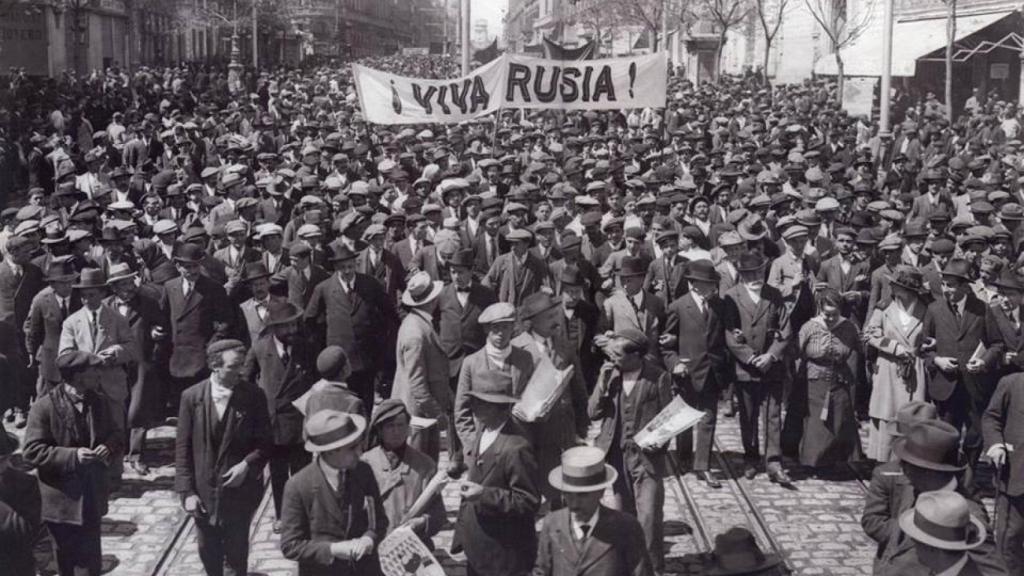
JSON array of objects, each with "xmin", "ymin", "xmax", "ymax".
[
  {"xmin": 244, "ymin": 299, "xmax": 318, "ymax": 534},
  {"xmin": 0, "ymin": 422, "xmax": 40, "ymax": 576},
  {"xmin": 451, "ymin": 370, "xmax": 541, "ymax": 576},
  {"xmin": 279, "ymin": 409, "xmax": 387, "ymax": 576},
  {"xmin": 176, "ymin": 338, "xmax": 272, "ymax": 575},
  {"xmin": 304, "ymin": 242, "xmax": 398, "ymax": 412},
  {"xmin": 25, "ymin": 254, "xmax": 81, "ymax": 398},
  {"xmin": 589, "ymin": 328, "xmax": 673, "ymax": 573},
  {"xmin": 898, "ymin": 491, "xmax": 990, "ymax": 576},
  {"xmin": 105, "ymin": 261, "xmax": 166, "ymax": 476},
  {"xmin": 722, "ymin": 252, "xmax": 793, "ymax": 485},
  {"xmin": 533, "ymin": 445, "xmax": 653, "ymax": 576},
  {"xmin": 390, "ymin": 270, "xmax": 450, "ymax": 463}
]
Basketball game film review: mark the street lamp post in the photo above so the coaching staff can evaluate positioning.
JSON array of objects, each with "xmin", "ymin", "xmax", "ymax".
[
  {"xmin": 229, "ymin": 0, "xmax": 243, "ymax": 93},
  {"xmin": 461, "ymin": 0, "xmax": 470, "ymax": 75},
  {"xmin": 878, "ymin": 0, "xmax": 894, "ymax": 161}
]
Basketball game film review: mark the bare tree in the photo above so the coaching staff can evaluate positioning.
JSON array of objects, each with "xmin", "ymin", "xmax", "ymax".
[
  {"xmin": 697, "ymin": 0, "xmax": 752, "ymax": 80},
  {"xmin": 618, "ymin": 0, "xmax": 664, "ymax": 52},
  {"xmin": 564, "ymin": 0, "xmax": 622, "ymax": 56},
  {"xmin": 804, "ymin": 0, "xmax": 877, "ymax": 103},
  {"xmin": 752, "ymin": 0, "xmax": 793, "ymax": 88}
]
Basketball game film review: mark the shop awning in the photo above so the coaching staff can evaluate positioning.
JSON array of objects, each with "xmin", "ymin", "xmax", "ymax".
[{"xmin": 815, "ymin": 10, "xmax": 1014, "ymax": 77}]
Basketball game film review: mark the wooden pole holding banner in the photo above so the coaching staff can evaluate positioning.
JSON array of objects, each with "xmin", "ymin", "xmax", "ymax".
[{"xmin": 461, "ymin": 0, "xmax": 471, "ymax": 75}]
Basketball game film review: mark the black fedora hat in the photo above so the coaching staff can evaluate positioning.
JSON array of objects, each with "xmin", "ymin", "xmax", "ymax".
[
  {"xmin": 173, "ymin": 243, "xmax": 206, "ymax": 264},
  {"xmin": 893, "ymin": 420, "xmax": 965, "ymax": 473},
  {"xmin": 940, "ymin": 258, "xmax": 973, "ymax": 282},
  {"xmin": 450, "ymin": 248, "xmax": 475, "ymax": 269},
  {"xmin": 684, "ymin": 259, "xmax": 719, "ymax": 283},
  {"xmin": 736, "ymin": 252, "xmax": 766, "ymax": 273},
  {"xmin": 618, "ymin": 256, "xmax": 647, "ymax": 277},
  {"xmin": 45, "ymin": 255, "xmax": 79, "ymax": 283},
  {"xmin": 328, "ymin": 242, "xmax": 357, "ymax": 263},
  {"xmin": 262, "ymin": 300, "xmax": 304, "ymax": 331},
  {"xmin": 73, "ymin": 268, "xmax": 107, "ymax": 290},
  {"xmin": 241, "ymin": 262, "xmax": 272, "ymax": 283}
]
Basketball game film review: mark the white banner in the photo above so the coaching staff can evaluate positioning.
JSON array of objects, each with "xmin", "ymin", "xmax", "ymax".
[
  {"xmin": 352, "ymin": 52, "xmax": 668, "ymax": 125},
  {"xmin": 842, "ymin": 77, "xmax": 877, "ymax": 118}
]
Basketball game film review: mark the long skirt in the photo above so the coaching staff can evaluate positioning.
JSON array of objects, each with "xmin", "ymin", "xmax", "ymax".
[{"xmin": 799, "ymin": 377, "xmax": 863, "ymax": 468}]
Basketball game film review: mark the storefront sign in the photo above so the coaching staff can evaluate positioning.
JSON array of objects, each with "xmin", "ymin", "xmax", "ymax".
[
  {"xmin": 0, "ymin": 10, "xmax": 48, "ymax": 75},
  {"xmin": 991, "ymin": 63, "xmax": 1010, "ymax": 79}
]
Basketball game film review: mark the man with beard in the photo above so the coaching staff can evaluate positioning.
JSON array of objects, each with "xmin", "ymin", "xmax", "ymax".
[{"xmin": 244, "ymin": 301, "xmax": 317, "ymax": 534}]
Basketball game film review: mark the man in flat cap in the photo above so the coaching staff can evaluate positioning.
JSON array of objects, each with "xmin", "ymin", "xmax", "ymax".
[
  {"xmin": 0, "ymin": 235, "xmax": 44, "ymax": 428},
  {"xmin": 176, "ymin": 339, "xmax": 272, "ymax": 576},
  {"xmin": 484, "ymin": 228, "xmax": 551, "ymax": 307}
]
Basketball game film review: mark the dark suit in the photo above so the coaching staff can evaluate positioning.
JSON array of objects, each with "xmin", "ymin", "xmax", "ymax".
[
  {"xmin": 23, "ymin": 385, "xmax": 123, "ymax": 576},
  {"xmin": 279, "ymin": 459, "xmax": 388, "ymax": 576},
  {"xmin": 817, "ymin": 254, "xmax": 871, "ymax": 323},
  {"xmin": 922, "ymin": 294, "xmax": 1004, "ymax": 465},
  {"xmin": 0, "ymin": 260, "xmax": 44, "ymax": 409},
  {"xmin": 453, "ymin": 419, "xmax": 541, "ymax": 576},
  {"xmin": 259, "ymin": 197, "xmax": 294, "ymax": 227},
  {"xmin": 722, "ymin": 284, "xmax": 791, "ymax": 466},
  {"xmin": 550, "ymin": 258, "xmax": 601, "ymax": 302},
  {"xmin": 990, "ymin": 306, "xmax": 1024, "ymax": 378},
  {"xmin": 162, "ymin": 275, "xmax": 233, "ymax": 389},
  {"xmin": 244, "ymin": 334, "xmax": 317, "ymax": 516},
  {"xmin": 438, "ymin": 282, "xmax": 496, "ymax": 370},
  {"xmin": 174, "ymin": 379, "xmax": 272, "ymax": 576},
  {"xmin": 644, "ymin": 253, "xmax": 688, "ymax": 306},
  {"xmin": 533, "ymin": 505, "xmax": 653, "ymax": 576},
  {"xmin": 106, "ymin": 285, "xmax": 166, "ymax": 462},
  {"xmin": 25, "ymin": 287, "xmax": 81, "ymax": 392},
  {"xmin": 588, "ymin": 361, "xmax": 673, "ymax": 572},
  {"xmin": 984, "ymin": 373, "xmax": 1024, "ymax": 572},
  {"xmin": 411, "ymin": 246, "xmax": 456, "ymax": 285},
  {"xmin": 0, "ymin": 456, "xmax": 41, "ymax": 576},
  {"xmin": 304, "ymin": 273, "xmax": 398, "ymax": 408},
  {"xmin": 662, "ymin": 292, "xmax": 728, "ymax": 472},
  {"xmin": 279, "ymin": 264, "xmax": 330, "ymax": 309},
  {"xmin": 472, "ymin": 232, "xmax": 507, "ymax": 277},
  {"xmin": 356, "ymin": 247, "xmax": 405, "ymax": 302},
  {"xmin": 454, "ymin": 347, "xmax": 535, "ymax": 463},
  {"xmin": 600, "ymin": 290, "xmax": 666, "ymax": 363},
  {"xmin": 392, "ymin": 237, "xmax": 431, "ymax": 272},
  {"xmin": 485, "ymin": 251, "xmax": 552, "ymax": 306}
]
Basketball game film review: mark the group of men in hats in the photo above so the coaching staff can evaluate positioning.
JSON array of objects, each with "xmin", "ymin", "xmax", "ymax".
[{"xmin": 8, "ymin": 50, "xmax": 1024, "ymax": 576}]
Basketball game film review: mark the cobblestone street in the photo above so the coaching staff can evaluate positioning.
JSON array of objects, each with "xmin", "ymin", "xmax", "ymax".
[{"xmin": 14, "ymin": 412, "xmax": 918, "ymax": 575}]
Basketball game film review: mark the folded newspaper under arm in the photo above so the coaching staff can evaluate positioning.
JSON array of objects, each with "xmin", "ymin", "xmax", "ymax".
[
  {"xmin": 969, "ymin": 341, "xmax": 987, "ymax": 364},
  {"xmin": 400, "ymin": 469, "xmax": 448, "ymax": 526},
  {"xmin": 513, "ymin": 358, "xmax": 574, "ymax": 422},
  {"xmin": 634, "ymin": 397, "xmax": 705, "ymax": 451}
]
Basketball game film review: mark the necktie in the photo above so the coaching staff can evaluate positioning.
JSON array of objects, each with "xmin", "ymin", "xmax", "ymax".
[
  {"xmin": 281, "ymin": 346, "xmax": 291, "ymax": 367},
  {"xmin": 89, "ymin": 311, "xmax": 98, "ymax": 342},
  {"xmin": 580, "ymin": 524, "xmax": 591, "ymax": 540},
  {"xmin": 256, "ymin": 301, "xmax": 267, "ymax": 321},
  {"xmin": 60, "ymin": 298, "xmax": 68, "ymax": 318}
]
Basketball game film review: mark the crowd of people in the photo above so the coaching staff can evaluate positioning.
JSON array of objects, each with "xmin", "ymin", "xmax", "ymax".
[{"xmin": 1, "ymin": 51, "xmax": 1023, "ymax": 576}]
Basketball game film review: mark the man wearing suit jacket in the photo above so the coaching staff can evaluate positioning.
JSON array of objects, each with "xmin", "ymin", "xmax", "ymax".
[
  {"xmin": 817, "ymin": 227, "xmax": 872, "ymax": 324},
  {"xmin": 162, "ymin": 243, "xmax": 235, "ymax": 412},
  {"xmin": 277, "ymin": 242, "xmax": 329, "ymax": 309},
  {"xmin": 601, "ymin": 256, "xmax": 666, "ymax": 362},
  {"xmin": 390, "ymin": 272, "xmax": 451, "ymax": 462},
  {"xmin": 923, "ymin": 258, "xmax": 1004, "ymax": 473},
  {"xmin": 257, "ymin": 224, "xmax": 289, "ymax": 275},
  {"xmin": 990, "ymin": 271, "xmax": 1024, "ymax": 379},
  {"xmin": 550, "ymin": 235, "xmax": 601, "ymax": 304},
  {"xmin": 59, "ymin": 268, "xmax": 136, "ymax": 485},
  {"xmin": 243, "ymin": 301, "xmax": 316, "ymax": 531},
  {"xmin": 559, "ymin": 266, "xmax": 602, "ymax": 390},
  {"xmin": 25, "ymin": 255, "xmax": 81, "ymax": 396},
  {"xmin": 453, "ymin": 372, "xmax": 541, "ymax": 576},
  {"xmin": 412, "ymin": 229, "xmax": 460, "ymax": 285},
  {"xmin": 533, "ymin": 446, "xmax": 653, "ymax": 576},
  {"xmin": 356, "ymin": 224, "xmax": 406, "ymax": 304},
  {"xmin": 0, "ymin": 235, "xmax": 45, "ymax": 425},
  {"xmin": 305, "ymin": 243, "xmax": 398, "ymax": 410},
  {"xmin": 472, "ymin": 210, "xmax": 507, "ymax": 277},
  {"xmin": 644, "ymin": 230, "xmax": 688, "ymax": 306},
  {"xmin": 279, "ymin": 410, "xmax": 388, "ymax": 576},
  {"xmin": 391, "ymin": 214, "xmax": 432, "ymax": 272},
  {"xmin": 722, "ymin": 253, "xmax": 793, "ymax": 484},
  {"xmin": 24, "ymin": 350, "xmax": 124, "ymax": 576},
  {"xmin": 454, "ymin": 303, "xmax": 535, "ymax": 465},
  {"xmin": 214, "ymin": 220, "xmax": 261, "ymax": 300},
  {"xmin": 484, "ymin": 228, "xmax": 551, "ymax": 307},
  {"xmin": 238, "ymin": 262, "xmax": 277, "ymax": 345},
  {"xmin": 106, "ymin": 263, "xmax": 166, "ymax": 475},
  {"xmin": 176, "ymin": 339, "xmax": 272, "ymax": 576},
  {"xmin": 661, "ymin": 259, "xmax": 729, "ymax": 488},
  {"xmin": 588, "ymin": 330, "xmax": 673, "ymax": 573},
  {"xmin": 985, "ymin": 370, "xmax": 1024, "ymax": 572},
  {"xmin": 438, "ymin": 250, "xmax": 496, "ymax": 475},
  {"xmin": 0, "ymin": 427, "xmax": 41, "ymax": 576}
]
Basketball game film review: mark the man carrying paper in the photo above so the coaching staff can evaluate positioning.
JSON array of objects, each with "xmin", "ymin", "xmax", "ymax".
[{"xmin": 588, "ymin": 328, "xmax": 674, "ymax": 574}]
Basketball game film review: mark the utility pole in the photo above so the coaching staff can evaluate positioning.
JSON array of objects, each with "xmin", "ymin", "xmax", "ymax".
[
  {"xmin": 461, "ymin": 0, "xmax": 470, "ymax": 74},
  {"xmin": 879, "ymin": 0, "xmax": 893, "ymax": 144},
  {"xmin": 443, "ymin": 0, "xmax": 449, "ymax": 55},
  {"xmin": 252, "ymin": 0, "xmax": 259, "ymax": 69},
  {"xmin": 661, "ymin": 0, "xmax": 669, "ymax": 61}
]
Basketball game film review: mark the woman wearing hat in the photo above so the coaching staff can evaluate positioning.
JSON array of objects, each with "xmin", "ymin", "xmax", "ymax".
[
  {"xmin": 796, "ymin": 287, "xmax": 864, "ymax": 470},
  {"xmin": 863, "ymin": 265, "xmax": 929, "ymax": 462},
  {"xmin": 533, "ymin": 446, "xmax": 653, "ymax": 576},
  {"xmin": 360, "ymin": 399, "xmax": 445, "ymax": 548}
]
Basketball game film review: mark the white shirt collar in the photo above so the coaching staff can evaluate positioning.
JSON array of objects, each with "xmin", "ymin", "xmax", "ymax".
[
  {"xmin": 273, "ymin": 336, "xmax": 288, "ymax": 359},
  {"xmin": 478, "ymin": 419, "xmax": 507, "ymax": 455},
  {"xmin": 318, "ymin": 456, "xmax": 343, "ymax": 491},
  {"xmin": 571, "ymin": 506, "xmax": 601, "ymax": 540}
]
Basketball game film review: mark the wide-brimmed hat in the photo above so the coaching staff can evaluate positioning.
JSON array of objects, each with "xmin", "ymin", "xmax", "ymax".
[
  {"xmin": 705, "ymin": 527, "xmax": 781, "ymax": 575},
  {"xmin": 996, "ymin": 270, "xmax": 1024, "ymax": 293},
  {"xmin": 106, "ymin": 263, "xmax": 138, "ymax": 285},
  {"xmin": 262, "ymin": 300, "xmax": 303, "ymax": 330},
  {"xmin": 893, "ymin": 420, "xmax": 965, "ymax": 472},
  {"xmin": 548, "ymin": 446, "xmax": 618, "ymax": 493},
  {"xmin": 738, "ymin": 217, "xmax": 768, "ymax": 241},
  {"xmin": 684, "ymin": 259, "xmax": 719, "ymax": 283},
  {"xmin": 328, "ymin": 243, "xmax": 357, "ymax": 263},
  {"xmin": 736, "ymin": 253, "xmax": 766, "ymax": 273},
  {"xmin": 466, "ymin": 369, "xmax": 518, "ymax": 404},
  {"xmin": 898, "ymin": 491, "xmax": 986, "ymax": 551},
  {"xmin": 402, "ymin": 271, "xmax": 443, "ymax": 307},
  {"xmin": 891, "ymin": 401, "xmax": 937, "ymax": 437},
  {"xmin": 241, "ymin": 262, "xmax": 272, "ymax": 283},
  {"xmin": 940, "ymin": 258, "xmax": 972, "ymax": 282},
  {"xmin": 450, "ymin": 249, "xmax": 475, "ymax": 269},
  {"xmin": 304, "ymin": 410, "xmax": 367, "ymax": 453},
  {"xmin": 45, "ymin": 255, "xmax": 79, "ymax": 282},
  {"xmin": 519, "ymin": 292, "xmax": 560, "ymax": 320},
  {"xmin": 887, "ymin": 265, "xmax": 926, "ymax": 294},
  {"xmin": 173, "ymin": 243, "xmax": 205, "ymax": 264},
  {"xmin": 73, "ymin": 268, "xmax": 107, "ymax": 290},
  {"xmin": 618, "ymin": 256, "xmax": 647, "ymax": 277}
]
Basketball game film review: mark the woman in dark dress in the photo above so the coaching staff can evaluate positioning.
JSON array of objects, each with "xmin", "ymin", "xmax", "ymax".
[{"xmin": 798, "ymin": 287, "xmax": 864, "ymax": 470}]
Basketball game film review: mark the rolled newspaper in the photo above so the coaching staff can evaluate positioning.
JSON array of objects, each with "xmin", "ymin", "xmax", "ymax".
[{"xmin": 634, "ymin": 396, "xmax": 705, "ymax": 450}]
